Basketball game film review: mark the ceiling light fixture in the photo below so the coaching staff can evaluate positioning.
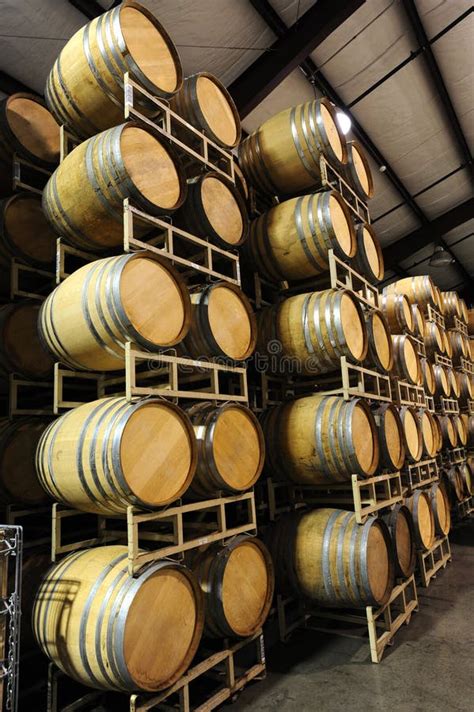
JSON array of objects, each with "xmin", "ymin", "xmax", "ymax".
[
  {"xmin": 336, "ymin": 111, "xmax": 351, "ymax": 135},
  {"xmin": 429, "ymin": 245, "xmax": 454, "ymax": 267}
]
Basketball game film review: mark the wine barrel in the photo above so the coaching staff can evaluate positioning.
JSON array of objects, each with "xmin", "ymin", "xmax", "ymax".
[
  {"xmin": 0, "ymin": 93, "xmax": 59, "ymax": 168},
  {"xmin": 411, "ymin": 304, "xmax": 426, "ymax": 339},
  {"xmin": 262, "ymin": 395, "xmax": 379, "ymax": 482},
  {"xmin": 459, "ymin": 298, "xmax": 468, "ymax": 324},
  {"xmin": 417, "ymin": 408, "xmax": 437, "ymax": 458},
  {"xmin": 381, "ymin": 504, "xmax": 416, "ymax": 578},
  {"xmin": 36, "ymin": 397, "xmax": 196, "ymax": 514},
  {"xmin": 443, "ymin": 331, "xmax": 453, "ymax": 359},
  {"xmin": 391, "ymin": 335, "xmax": 421, "ymax": 385},
  {"xmin": 238, "ymin": 98, "xmax": 347, "ymax": 197},
  {"xmin": 458, "ymin": 371, "xmax": 474, "ymax": 404},
  {"xmin": 268, "ymin": 509, "xmax": 394, "ymax": 607},
  {"xmin": 343, "ymin": 140, "xmax": 374, "ymax": 201},
  {"xmin": 428, "ymin": 482, "xmax": 451, "ymax": 536},
  {"xmin": 351, "ymin": 223, "xmax": 384, "ymax": 283},
  {"xmin": 32, "ymin": 546, "xmax": 204, "ymax": 692},
  {"xmin": 383, "ymin": 275, "xmax": 436, "ymax": 309},
  {"xmin": 399, "ymin": 406, "xmax": 422, "ymax": 462},
  {"xmin": 446, "ymin": 465, "xmax": 465, "ymax": 502},
  {"xmin": 453, "ymin": 414, "xmax": 467, "ymax": 446},
  {"xmin": 245, "ymin": 190, "xmax": 355, "ymax": 283},
  {"xmin": 232, "ymin": 161, "xmax": 249, "ymax": 202},
  {"xmin": 459, "ymin": 463, "xmax": 472, "ymax": 497},
  {"xmin": 468, "ymin": 456, "xmax": 474, "ymax": 482},
  {"xmin": 185, "ymin": 402, "xmax": 264, "ymax": 497},
  {"xmin": 38, "ymin": 252, "xmax": 191, "ymax": 371},
  {"xmin": 432, "ymin": 414, "xmax": 443, "ymax": 453},
  {"xmin": 42, "ymin": 122, "xmax": 186, "ymax": 252},
  {"xmin": 0, "ymin": 418, "xmax": 50, "ymax": 505},
  {"xmin": 181, "ymin": 282, "xmax": 256, "ymax": 361},
  {"xmin": 421, "ymin": 358, "xmax": 436, "ymax": 396},
  {"xmin": 45, "ymin": 2, "xmax": 182, "ymax": 139},
  {"xmin": 439, "ymin": 414, "xmax": 457, "ymax": 448},
  {"xmin": 380, "ymin": 293, "xmax": 414, "ymax": 334},
  {"xmin": 190, "ymin": 536, "xmax": 273, "ymax": 638},
  {"xmin": 19, "ymin": 553, "xmax": 53, "ymax": 651},
  {"xmin": 449, "ymin": 329, "xmax": 470, "ymax": 363},
  {"xmin": 170, "ymin": 72, "xmax": 241, "ymax": 149},
  {"xmin": 433, "ymin": 285, "xmax": 445, "ymax": 314},
  {"xmin": 0, "ymin": 193, "xmax": 56, "ymax": 269},
  {"xmin": 175, "ymin": 172, "xmax": 248, "ymax": 249},
  {"xmin": 433, "ymin": 364, "xmax": 450, "ymax": 397},
  {"xmin": 441, "ymin": 291, "xmax": 462, "ymax": 321},
  {"xmin": 424, "ymin": 321, "xmax": 444, "ymax": 357},
  {"xmin": 469, "ymin": 310, "xmax": 474, "ymax": 335},
  {"xmin": 448, "ymin": 369, "xmax": 460, "ymax": 398},
  {"xmin": 0, "ymin": 302, "xmax": 54, "ymax": 379},
  {"xmin": 405, "ymin": 491, "xmax": 435, "ymax": 551},
  {"xmin": 258, "ymin": 288, "xmax": 368, "ymax": 376},
  {"xmin": 364, "ymin": 309, "xmax": 393, "ymax": 373},
  {"xmin": 371, "ymin": 403, "xmax": 405, "ymax": 470}
]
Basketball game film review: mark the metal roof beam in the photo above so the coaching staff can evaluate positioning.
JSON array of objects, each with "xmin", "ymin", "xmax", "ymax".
[
  {"xmin": 401, "ymin": 0, "xmax": 473, "ymax": 177},
  {"xmin": 0, "ymin": 70, "xmax": 38, "ymax": 96},
  {"xmin": 68, "ymin": 0, "xmax": 108, "ymax": 20},
  {"xmin": 229, "ymin": 0, "xmax": 365, "ymax": 117},
  {"xmin": 383, "ymin": 196, "xmax": 474, "ymax": 270}
]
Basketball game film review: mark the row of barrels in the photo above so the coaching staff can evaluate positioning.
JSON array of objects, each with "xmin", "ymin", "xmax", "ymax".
[
  {"xmin": 3, "ymin": 395, "xmax": 473, "ymax": 512},
  {"xmin": 26, "ymin": 534, "xmax": 274, "ymax": 693},
  {"xmin": 383, "ymin": 276, "xmax": 469, "ymax": 325}
]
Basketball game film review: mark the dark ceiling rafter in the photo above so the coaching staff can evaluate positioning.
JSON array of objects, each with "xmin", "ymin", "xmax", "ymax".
[
  {"xmin": 229, "ymin": 0, "xmax": 365, "ymax": 117},
  {"xmin": 67, "ymin": 0, "xmax": 109, "ymax": 20},
  {"xmin": 0, "ymin": 70, "xmax": 39, "ymax": 96},
  {"xmin": 348, "ymin": 8, "xmax": 473, "ymax": 108},
  {"xmin": 401, "ymin": 0, "xmax": 473, "ymax": 178},
  {"xmin": 243, "ymin": 0, "xmax": 473, "ymax": 291}
]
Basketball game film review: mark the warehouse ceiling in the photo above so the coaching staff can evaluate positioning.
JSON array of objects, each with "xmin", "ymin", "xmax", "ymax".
[{"xmin": 0, "ymin": 0, "xmax": 472, "ymax": 300}]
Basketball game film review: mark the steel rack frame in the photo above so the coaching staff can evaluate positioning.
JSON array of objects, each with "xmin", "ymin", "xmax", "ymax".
[{"xmin": 0, "ymin": 525, "xmax": 22, "ymax": 712}]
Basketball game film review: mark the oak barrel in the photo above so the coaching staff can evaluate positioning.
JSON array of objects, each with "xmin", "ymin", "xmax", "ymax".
[
  {"xmin": 0, "ymin": 193, "xmax": 56, "ymax": 269},
  {"xmin": 245, "ymin": 190, "xmax": 355, "ymax": 283},
  {"xmin": 181, "ymin": 282, "xmax": 256, "ymax": 361},
  {"xmin": 258, "ymin": 288, "xmax": 368, "ymax": 376},
  {"xmin": 428, "ymin": 482, "xmax": 451, "ymax": 536},
  {"xmin": 405, "ymin": 491, "xmax": 435, "ymax": 551},
  {"xmin": 411, "ymin": 304, "xmax": 426, "ymax": 339},
  {"xmin": 0, "ymin": 302, "xmax": 54, "ymax": 379},
  {"xmin": 380, "ymin": 293, "xmax": 414, "ymax": 334},
  {"xmin": 399, "ymin": 406, "xmax": 422, "ymax": 462},
  {"xmin": 441, "ymin": 291, "xmax": 462, "ymax": 321},
  {"xmin": 417, "ymin": 408, "xmax": 438, "ymax": 458},
  {"xmin": 190, "ymin": 536, "xmax": 274, "ymax": 638},
  {"xmin": 238, "ymin": 98, "xmax": 347, "ymax": 196},
  {"xmin": 448, "ymin": 369, "xmax": 461, "ymax": 399},
  {"xmin": 42, "ymin": 122, "xmax": 186, "ymax": 252},
  {"xmin": 432, "ymin": 413, "xmax": 443, "ymax": 453},
  {"xmin": 185, "ymin": 402, "xmax": 264, "ymax": 497},
  {"xmin": 38, "ymin": 252, "xmax": 191, "ymax": 371},
  {"xmin": 45, "ymin": 1, "xmax": 182, "ymax": 139},
  {"xmin": 458, "ymin": 371, "xmax": 473, "ymax": 404},
  {"xmin": 421, "ymin": 358, "xmax": 436, "ymax": 395},
  {"xmin": 391, "ymin": 335, "xmax": 422, "ymax": 385},
  {"xmin": 343, "ymin": 140, "xmax": 374, "ymax": 201},
  {"xmin": 170, "ymin": 72, "xmax": 241, "ymax": 148},
  {"xmin": 433, "ymin": 364, "xmax": 451, "ymax": 397},
  {"xmin": 0, "ymin": 93, "xmax": 59, "ymax": 168},
  {"xmin": 36, "ymin": 397, "xmax": 196, "ymax": 514},
  {"xmin": 459, "ymin": 462, "xmax": 473, "ymax": 497},
  {"xmin": 262, "ymin": 395, "xmax": 379, "ymax": 482},
  {"xmin": 449, "ymin": 329, "xmax": 470, "ymax": 363},
  {"xmin": 446, "ymin": 465, "xmax": 465, "ymax": 502},
  {"xmin": 424, "ymin": 321, "xmax": 444, "ymax": 357},
  {"xmin": 364, "ymin": 309, "xmax": 393, "ymax": 373},
  {"xmin": 268, "ymin": 509, "xmax": 394, "ymax": 607},
  {"xmin": 381, "ymin": 504, "xmax": 416, "ymax": 578},
  {"xmin": 32, "ymin": 546, "xmax": 204, "ymax": 692},
  {"xmin": 371, "ymin": 403, "xmax": 405, "ymax": 470},
  {"xmin": 0, "ymin": 418, "xmax": 50, "ymax": 505},
  {"xmin": 454, "ymin": 414, "xmax": 467, "ymax": 446},
  {"xmin": 443, "ymin": 331, "xmax": 453, "ymax": 358},
  {"xmin": 439, "ymin": 414, "xmax": 457, "ymax": 448},
  {"xmin": 175, "ymin": 172, "xmax": 248, "ymax": 249},
  {"xmin": 351, "ymin": 223, "xmax": 384, "ymax": 283},
  {"xmin": 383, "ymin": 275, "xmax": 437, "ymax": 309}
]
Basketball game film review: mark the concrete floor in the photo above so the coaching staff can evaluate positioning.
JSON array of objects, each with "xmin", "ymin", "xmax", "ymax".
[{"xmin": 233, "ymin": 518, "xmax": 474, "ymax": 712}]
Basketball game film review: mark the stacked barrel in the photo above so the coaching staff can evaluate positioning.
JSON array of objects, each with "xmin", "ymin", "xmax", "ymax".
[
  {"xmin": 237, "ymin": 95, "xmax": 423, "ymax": 630},
  {"xmin": 0, "ymin": 3, "xmax": 275, "ymax": 705},
  {"xmin": 382, "ymin": 277, "xmax": 473, "ymax": 540}
]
